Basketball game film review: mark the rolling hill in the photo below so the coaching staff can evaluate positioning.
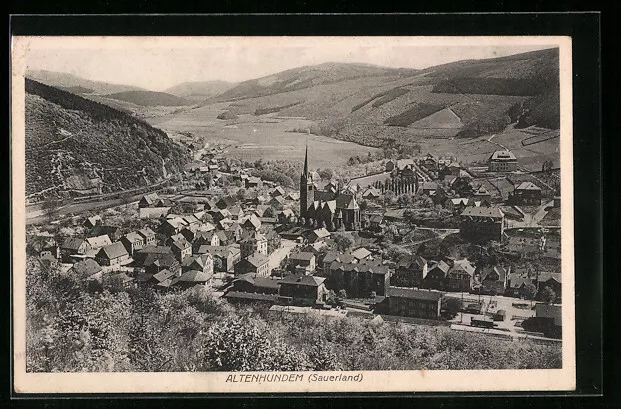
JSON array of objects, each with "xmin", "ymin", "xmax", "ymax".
[
  {"xmin": 206, "ymin": 49, "xmax": 559, "ymax": 147},
  {"xmin": 26, "ymin": 69, "xmax": 145, "ymax": 95},
  {"xmin": 101, "ymin": 90, "xmax": 192, "ymax": 107},
  {"xmin": 164, "ymin": 80, "xmax": 236, "ymax": 101},
  {"xmin": 24, "ymin": 79, "xmax": 189, "ymax": 202}
]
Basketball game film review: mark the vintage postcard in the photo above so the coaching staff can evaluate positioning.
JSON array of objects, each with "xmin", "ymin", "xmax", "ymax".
[{"xmin": 11, "ymin": 36, "xmax": 574, "ymax": 393}]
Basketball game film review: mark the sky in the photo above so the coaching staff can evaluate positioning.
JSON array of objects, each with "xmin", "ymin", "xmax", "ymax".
[{"xmin": 16, "ymin": 37, "xmax": 558, "ymax": 91}]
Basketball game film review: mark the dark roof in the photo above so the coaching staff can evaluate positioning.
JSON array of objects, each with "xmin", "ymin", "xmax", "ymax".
[
  {"xmin": 428, "ymin": 260, "xmax": 451, "ymax": 274},
  {"xmin": 387, "ymin": 287, "xmax": 443, "ymax": 301},
  {"xmin": 397, "ymin": 254, "xmax": 427, "ymax": 270},
  {"xmin": 174, "ymin": 270, "xmax": 211, "ymax": 283},
  {"xmin": 489, "ymin": 150, "xmax": 517, "ymax": 161},
  {"xmin": 290, "ymin": 252, "xmax": 315, "ymax": 261},
  {"xmin": 196, "ymin": 245, "xmax": 234, "ymax": 257},
  {"xmin": 234, "ymin": 274, "xmax": 281, "ymax": 289},
  {"xmin": 71, "ymin": 259, "xmax": 102, "ymax": 277},
  {"xmin": 153, "ymin": 269, "xmax": 175, "ymax": 282},
  {"xmin": 323, "ymin": 251, "xmax": 355, "ymax": 265},
  {"xmin": 90, "ymin": 225, "xmax": 120, "ymax": 237},
  {"xmin": 460, "ymin": 206, "xmax": 504, "ymax": 219},
  {"xmin": 171, "ymin": 239, "xmax": 191, "ymax": 251},
  {"xmin": 144, "ymin": 253, "xmax": 178, "ymax": 268},
  {"xmin": 62, "ymin": 237, "xmax": 86, "ymax": 251},
  {"xmin": 481, "ymin": 265, "xmax": 509, "ymax": 282},
  {"xmin": 279, "ymin": 274, "xmax": 325, "ymax": 287},
  {"xmin": 137, "ymin": 245, "xmax": 173, "ymax": 255},
  {"xmin": 329, "ymin": 259, "xmax": 390, "ymax": 275},
  {"xmin": 449, "ymin": 259, "xmax": 476, "ymax": 277},
  {"xmin": 538, "ymin": 272, "xmax": 562, "ymax": 284},
  {"xmin": 96, "ymin": 242, "xmax": 129, "ymax": 260}
]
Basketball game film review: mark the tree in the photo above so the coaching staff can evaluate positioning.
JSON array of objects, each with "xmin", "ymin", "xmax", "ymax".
[
  {"xmin": 442, "ymin": 297, "xmax": 462, "ymax": 318},
  {"xmin": 338, "ymin": 289, "xmax": 348, "ymax": 299},
  {"xmin": 540, "ymin": 286, "xmax": 557, "ymax": 304},
  {"xmin": 523, "ymin": 283, "xmax": 538, "ymax": 307},
  {"xmin": 332, "ymin": 233, "xmax": 354, "ymax": 253},
  {"xmin": 236, "ymin": 188, "xmax": 247, "ymax": 201},
  {"xmin": 318, "ymin": 169, "xmax": 333, "ymax": 180}
]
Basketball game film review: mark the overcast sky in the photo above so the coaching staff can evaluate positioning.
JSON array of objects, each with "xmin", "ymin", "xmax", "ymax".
[{"xmin": 18, "ymin": 37, "xmax": 557, "ymax": 91}]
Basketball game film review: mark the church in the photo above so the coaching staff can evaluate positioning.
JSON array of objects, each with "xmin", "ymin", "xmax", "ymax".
[{"xmin": 299, "ymin": 144, "xmax": 361, "ymax": 231}]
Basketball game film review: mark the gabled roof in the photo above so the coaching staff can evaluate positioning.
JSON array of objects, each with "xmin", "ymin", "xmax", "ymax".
[
  {"xmin": 449, "ymin": 259, "xmax": 476, "ymax": 277},
  {"xmin": 138, "ymin": 245, "xmax": 173, "ymax": 255},
  {"xmin": 122, "ymin": 232, "xmax": 143, "ymax": 244},
  {"xmin": 173, "ymin": 270, "xmax": 212, "ymax": 284},
  {"xmin": 460, "ymin": 206, "xmax": 504, "ymax": 219},
  {"xmin": 386, "ymin": 287, "xmax": 443, "ymax": 301},
  {"xmin": 329, "ymin": 259, "xmax": 390, "ymax": 275},
  {"xmin": 196, "ymin": 245, "xmax": 233, "ymax": 257},
  {"xmin": 428, "ymin": 260, "xmax": 450, "ymax": 274},
  {"xmin": 422, "ymin": 181, "xmax": 438, "ymax": 190},
  {"xmin": 538, "ymin": 272, "xmax": 562, "ymax": 284},
  {"xmin": 140, "ymin": 193, "xmax": 160, "ymax": 205},
  {"xmin": 153, "ymin": 269, "xmax": 175, "ymax": 283},
  {"xmin": 234, "ymin": 273, "xmax": 281, "ymax": 289},
  {"xmin": 138, "ymin": 227, "xmax": 156, "ymax": 238},
  {"xmin": 243, "ymin": 214, "xmax": 262, "ymax": 229},
  {"xmin": 182, "ymin": 253, "xmax": 212, "ymax": 268},
  {"xmin": 481, "ymin": 265, "xmax": 509, "ymax": 282},
  {"xmin": 85, "ymin": 215, "xmax": 102, "ymax": 226},
  {"xmin": 279, "ymin": 274, "xmax": 325, "ymax": 287},
  {"xmin": 62, "ymin": 237, "xmax": 86, "ymax": 251},
  {"xmin": 449, "ymin": 198, "xmax": 469, "ymax": 206},
  {"xmin": 290, "ymin": 252, "xmax": 315, "ymax": 261},
  {"xmin": 96, "ymin": 242, "xmax": 129, "ymax": 260},
  {"xmin": 90, "ymin": 225, "xmax": 120, "ymax": 237},
  {"xmin": 507, "ymin": 275, "xmax": 532, "ymax": 288},
  {"xmin": 515, "ymin": 181, "xmax": 542, "ymax": 191},
  {"xmin": 311, "ymin": 228, "xmax": 331, "ymax": 239},
  {"xmin": 171, "ymin": 239, "xmax": 191, "ymax": 251},
  {"xmin": 397, "ymin": 254, "xmax": 427, "ymax": 270},
  {"xmin": 246, "ymin": 253, "xmax": 270, "ymax": 268},
  {"xmin": 144, "ymin": 253, "xmax": 178, "ymax": 268},
  {"xmin": 70, "ymin": 259, "xmax": 102, "ymax": 278}
]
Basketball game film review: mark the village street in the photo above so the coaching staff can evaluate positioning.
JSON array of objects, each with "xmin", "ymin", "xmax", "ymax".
[
  {"xmin": 268, "ymin": 238, "xmax": 297, "ymax": 272},
  {"xmin": 508, "ymin": 199, "xmax": 554, "ymax": 228}
]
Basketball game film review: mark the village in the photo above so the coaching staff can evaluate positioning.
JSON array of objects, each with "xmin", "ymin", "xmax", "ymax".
[{"xmin": 27, "ymin": 143, "xmax": 563, "ymax": 343}]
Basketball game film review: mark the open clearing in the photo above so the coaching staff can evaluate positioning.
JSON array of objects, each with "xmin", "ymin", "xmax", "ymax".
[{"xmin": 147, "ymin": 103, "xmax": 380, "ymax": 168}]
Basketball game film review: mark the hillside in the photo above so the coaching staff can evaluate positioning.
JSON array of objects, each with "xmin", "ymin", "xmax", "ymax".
[
  {"xmin": 102, "ymin": 90, "xmax": 192, "ymax": 107},
  {"xmin": 207, "ymin": 49, "xmax": 559, "ymax": 147},
  {"xmin": 164, "ymin": 80, "xmax": 236, "ymax": 101},
  {"xmin": 26, "ymin": 69, "xmax": 144, "ymax": 95},
  {"xmin": 24, "ymin": 79, "xmax": 189, "ymax": 202}
]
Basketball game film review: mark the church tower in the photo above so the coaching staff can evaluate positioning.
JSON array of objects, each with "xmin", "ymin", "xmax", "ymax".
[{"xmin": 300, "ymin": 141, "xmax": 315, "ymax": 219}]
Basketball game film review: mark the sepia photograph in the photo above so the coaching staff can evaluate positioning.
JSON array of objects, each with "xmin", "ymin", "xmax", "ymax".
[{"xmin": 11, "ymin": 35, "xmax": 575, "ymax": 393}]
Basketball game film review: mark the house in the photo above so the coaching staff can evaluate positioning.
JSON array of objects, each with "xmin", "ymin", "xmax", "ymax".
[
  {"xmin": 446, "ymin": 198, "xmax": 470, "ymax": 214},
  {"xmin": 368, "ymin": 214, "xmax": 384, "ymax": 230},
  {"xmin": 165, "ymin": 233, "xmax": 188, "ymax": 247},
  {"xmin": 120, "ymin": 232, "xmax": 144, "ymax": 256},
  {"xmin": 60, "ymin": 237, "xmax": 90, "ymax": 261},
  {"xmin": 509, "ymin": 182, "xmax": 542, "ymax": 205},
  {"xmin": 69, "ymin": 258, "xmax": 103, "ymax": 281},
  {"xmin": 440, "ymin": 161, "xmax": 462, "ymax": 178},
  {"xmin": 245, "ymin": 177, "xmax": 263, "ymax": 189},
  {"xmin": 107, "ymin": 272, "xmax": 135, "ymax": 290},
  {"xmin": 181, "ymin": 254, "xmax": 214, "ymax": 276},
  {"xmin": 271, "ymin": 186, "xmax": 286, "ymax": 197},
  {"xmin": 269, "ymin": 195, "xmax": 285, "ymax": 208},
  {"xmin": 228, "ymin": 206, "xmax": 244, "ymax": 221},
  {"xmin": 143, "ymin": 253, "xmax": 181, "ymax": 276},
  {"xmin": 385, "ymin": 287, "xmax": 444, "ymax": 319},
  {"xmin": 537, "ymin": 272, "xmax": 562, "ymax": 301},
  {"xmin": 384, "ymin": 209, "xmax": 406, "ymax": 222},
  {"xmin": 289, "ymin": 252, "xmax": 316, "ymax": 273},
  {"xmin": 421, "ymin": 153, "xmax": 438, "ymax": 169},
  {"xmin": 393, "ymin": 255, "xmax": 428, "ymax": 288},
  {"xmin": 240, "ymin": 233, "xmax": 268, "ymax": 258},
  {"xmin": 254, "ymin": 204, "xmax": 273, "ymax": 218},
  {"xmin": 488, "ymin": 150, "xmax": 518, "ymax": 172},
  {"xmin": 285, "ymin": 192, "xmax": 300, "ymax": 201},
  {"xmin": 134, "ymin": 245, "xmax": 174, "ymax": 262},
  {"xmin": 138, "ymin": 193, "xmax": 161, "ymax": 208},
  {"xmin": 327, "ymin": 259, "xmax": 391, "ymax": 297},
  {"xmin": 170, "ymin": 238, "xmax": 192, "ymax": 261},
  {"xmin": 265, "ymin": 230, "xmax": 281, "ymax": 254},
  {"xmin": 160, "ymin": 217, "xmax": 188, "ymax": 237},
  {"xmin": 234, "ymin": 252, "xmax": 270, "ymax": 277},
  {"xmin": 172, "ymin": 270, "xmax": 213, "ymax": 289},
  {"xmin": 89, "ymin": 225, "xmax": 122, "ymax": 242},
  {"xmin": 242, "ymin": 213, "xmax": 262, "ymax": 231},
  {"xmin": 95, "ymin": 242, "xmax": 131, "ymax": 266},
  {"xmin": 230, "ymin": 273, "xmax": 281, "ymax": 295},
  {"xmin": 421, "ymin": 181, "xmax": 439, "ymax": 196},
  {"xmin": 447, "ymin": 259, "xmax": 476, "ymax": 292},
  {"xmin": 137, "ymin": 227, "xmax": 157, "ymax": 247},
  {"xmin": 361, "ymin": 187, "xmax": 381, "ymax": 199},
  {"xmin": 278, "ymin": 274, "xmax": 327, "ymax": 306},
  {"xmin": 306, "ymin": 227, "xmax": 330, "ymax": 244},
  {"xmin": 422, "ymin": 260, "xmax": 450, "ymax": 290},
  {"xmin": 535, "ymin": 304, "xmax": 562, "ymax": 326},
  {"xmin": 460, "ymin": 206, "xmax": 505, "ymax": 243},
  {"xmin": 505, "ymin": 274, "xmax": 534, "ymax": 298},
  {"xmin": 196, "ymin": 245, "xmax": 240, "ymax": 272},
  {"xmin": 28, "ymin": 235, "xmax": 59, "ymax": 259},
  {"xmin": 191, "ymin": 230, "xmax": 220, "ymax": 251},
  {"xmin": 479, "ymin": 265, "xmax": 510, "ymax": 294},
  {"xmin": 84, "ymin": 215, "xmax": 103, "ymax": 229},
  {"xmin": 216, "ymin": 197, "xmax": 236, "ymax": 210},
  {"xmin": 350, "ymin": 247, "xmax": 372, "ymax": 262},
  {"xmin": 86, "ymin": 234, "xmax": 112, "ymax": 250}
]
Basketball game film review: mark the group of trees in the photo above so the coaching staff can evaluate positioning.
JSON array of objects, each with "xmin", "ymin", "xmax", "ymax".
[{"xmin": 26, "ymin": 255, "xmax": 562, "ymax": 372}]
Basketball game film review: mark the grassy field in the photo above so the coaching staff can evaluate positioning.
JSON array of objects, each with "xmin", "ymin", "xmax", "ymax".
[{"xmin": 147, "ymin": 103, "xmax": 380, "ymax": 168}]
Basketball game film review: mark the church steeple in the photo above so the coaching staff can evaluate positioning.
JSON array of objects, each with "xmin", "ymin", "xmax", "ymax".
[
  {"xmin": 303, "ymin": 139, "xmax": 309, "ymax": 179},
  {"xmin": 300, "ymin": 137, "xmax": 314, "ymax": 219}
]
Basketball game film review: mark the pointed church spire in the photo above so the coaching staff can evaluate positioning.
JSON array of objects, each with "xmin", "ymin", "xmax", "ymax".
[{"xmin": 303, "ymin": 136, "xmax": 309, "ymax": 178}]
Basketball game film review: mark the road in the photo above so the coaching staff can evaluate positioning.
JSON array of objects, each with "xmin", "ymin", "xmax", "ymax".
[
  {"xmin": 268, "ymin": 239, "xmax": 297, "ymax": 272},
  {"xmin": 508, "ymin": 200, "xmax": 554, "ymax": 228}
]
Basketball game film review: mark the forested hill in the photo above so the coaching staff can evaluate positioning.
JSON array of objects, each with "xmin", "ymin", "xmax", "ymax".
[{"xmin": 24, "ymin": 78, "xmax": 189, "ymax": 201}]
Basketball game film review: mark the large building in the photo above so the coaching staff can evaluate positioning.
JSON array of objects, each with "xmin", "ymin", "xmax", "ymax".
[
  {"xmin": 300, "ymin": 144, "xmax": 360, "ymax": 230},
  {"xmin": 488, "ymin": 150, "xmax": 518, "ymax": 172},
  {"xmin": 386, "ymin": 287, "xmax": 444, "ymax": 319},
  {"xmin": 460, "ymin": 206, "xmax": 506, "ymax": 243}
]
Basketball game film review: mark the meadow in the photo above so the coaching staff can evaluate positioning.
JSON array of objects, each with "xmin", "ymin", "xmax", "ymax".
[{"xmin": 148, "ymin": 103, "xmax": 380, "ymax": 168}]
